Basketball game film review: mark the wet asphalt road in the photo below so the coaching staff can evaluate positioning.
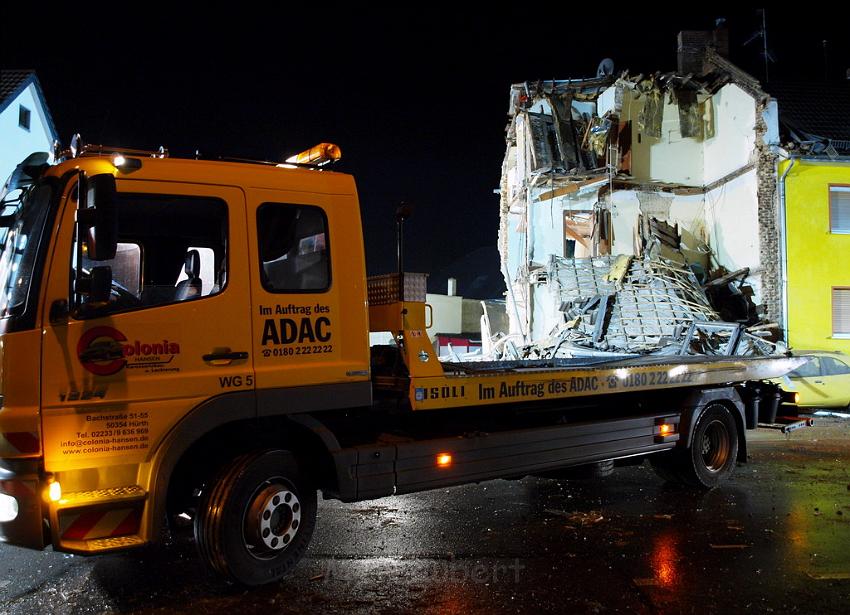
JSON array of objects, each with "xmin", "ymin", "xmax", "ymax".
[{"xmin": 2, "ymin": 418, "xmax": 850, "ymax": 614}]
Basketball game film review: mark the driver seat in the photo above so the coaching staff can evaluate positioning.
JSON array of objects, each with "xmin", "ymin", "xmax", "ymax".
[{"xmin": 175, "ymin": 250, "xmax": 203, "ymax": 300}]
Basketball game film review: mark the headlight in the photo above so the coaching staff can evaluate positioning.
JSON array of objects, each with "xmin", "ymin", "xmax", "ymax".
[{"xmin": 0, "ymin": 493, "xmax": 18, "ymax": 522}]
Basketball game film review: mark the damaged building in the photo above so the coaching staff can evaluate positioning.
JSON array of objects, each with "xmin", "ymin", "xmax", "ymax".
[{"xmin": 496, "ymin": 28, "xmax": 789, "ymax": 358}]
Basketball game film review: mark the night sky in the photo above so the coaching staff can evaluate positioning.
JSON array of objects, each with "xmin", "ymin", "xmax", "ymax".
[{"xmin": 3, "ymin": 8, "xmax": 849, "ymax": 277}]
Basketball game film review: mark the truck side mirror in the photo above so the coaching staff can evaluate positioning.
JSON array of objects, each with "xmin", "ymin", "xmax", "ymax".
[
  {"xmin": 77, "ymin": 173, "xmax": 118, "ymax": 261},
  {"xmin": 75, "ymin": 265, "xmax": 112, "ymax": 304}
]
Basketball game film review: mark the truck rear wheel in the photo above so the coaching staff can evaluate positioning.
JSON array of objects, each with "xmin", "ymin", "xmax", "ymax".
[
  {"xmin": 651, "ymin": 404, "xmax": 738, "ymax": 489},
  {"xmin": 194, "ymin": 449, "xmax": 316, "ymax": 585}
]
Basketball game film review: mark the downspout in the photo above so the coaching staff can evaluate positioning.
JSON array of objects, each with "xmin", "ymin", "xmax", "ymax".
[{"xmin": 777, "ymin": 155, "xmax": 796, "ymax": 343}]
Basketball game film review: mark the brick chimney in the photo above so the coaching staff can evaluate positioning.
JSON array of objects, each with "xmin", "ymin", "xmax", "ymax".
[{"xmin": 677, "ymin": 21, "xmax": 730, "ymax": 74}]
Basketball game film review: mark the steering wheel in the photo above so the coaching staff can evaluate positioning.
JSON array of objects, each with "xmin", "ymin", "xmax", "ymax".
[{"xmin": 109, "ymin": 279, "xmax": 142, "ymax": 308}]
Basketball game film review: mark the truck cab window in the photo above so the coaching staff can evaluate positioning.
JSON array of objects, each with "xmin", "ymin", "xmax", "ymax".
[
  {"xmin": 175, "ymin": 246, "xmax": 216, "ymax": 296},
  {"xmin": 74, "ymin": 193, "xmax": 228, "ymax": 315},
  {"xmin": 257, "ymin": 203, "xmax": 330, "ymax": 292},
  {"xmin": 0, "ymin": 183, "xmax": 52, "ymax": 319}
]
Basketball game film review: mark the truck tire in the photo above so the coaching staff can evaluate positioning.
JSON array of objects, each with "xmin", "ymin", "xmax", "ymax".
[
  {"xmin": 194, "ymin": 449, "xmax": 317, "ymax": 585},
  {"xmin": 651, "ymin": 404, "xmax": 738, "ymax": 489}
]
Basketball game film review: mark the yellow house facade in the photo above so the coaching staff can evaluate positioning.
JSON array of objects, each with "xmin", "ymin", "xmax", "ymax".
[{"xmin": 781, "ymin": 158, "xmax": 850, "ymax": 352}]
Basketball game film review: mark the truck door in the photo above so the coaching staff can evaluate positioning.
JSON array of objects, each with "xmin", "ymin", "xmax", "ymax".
[
  {"xmin": 246, "ymin": 185, "xmax": 370, "ymax": 414},
  {"xmin": 40, "ymin": 177, "xmax": 254, "ymax": 478}
]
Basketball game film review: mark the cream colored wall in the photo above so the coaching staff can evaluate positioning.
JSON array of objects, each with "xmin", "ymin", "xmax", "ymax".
[
  {"xmin": 704, "ymin": 169, "xmax": 762, "ymax": 298},
  {"xmin": 623, "ymin": 82, "xmax": 756, "ymax": 187},
  {"xmin": 425, "ymin": 293, "xmax": 463, "ymax": 335},
  {"xmin": 610, "ymin": 191, "xmax": 708, "ymax": 260},
  {"xmin": 622, "ymin": 92, "xmax": 703, "ymax": 184},
  {"xmin": 703, "ymin": 84, "xmax": 757, "ymax": 185}
]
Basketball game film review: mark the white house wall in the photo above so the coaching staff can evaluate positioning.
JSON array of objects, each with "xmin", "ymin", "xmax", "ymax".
[
  {"xmin": 0, "ymin": 83, "xmax": 54, "ymax": 183},
  {"xmin": 503, "ymin": 209, "xmax": 527, "ymax": 338},
  {"xmin": 761, "ymin": 99, "xmax": 780, "ymax": 146},
  {"xmin": 425, "ymin": 293, "xmax": 463, "ymax": 336},
  {"xmin": 529, "ymin": 192, "xmax": 596, "ymax": 262},
  {"xmin": 703, "ymin": 84, "xmax": 757, "ymax": 185},
  {"xmin": 622, "ymin": 93, "xmax": 703, "ymax": 184},
  {"xmin": 704, "ymin": 168, "xmax": 762, "ymax": 299},
  {"xmin": 621, "ymin": 83, "xmax": 756, "ymax": 187},
  {"xmin": 530, "ymin": 284, "xmax": 553, "ymax": 341},
  {"xmin": 597, "ymin": 85, "xmax": 619, "ymax": 116},
  {"xmin": 609, "ymin": 190, "xmax": 708, "ymax": 260}
]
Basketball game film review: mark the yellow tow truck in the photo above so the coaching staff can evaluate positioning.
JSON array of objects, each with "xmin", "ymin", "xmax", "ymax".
[{"xmin": 0, "ymin": 143, "xmax": 802, "ymax": 585}]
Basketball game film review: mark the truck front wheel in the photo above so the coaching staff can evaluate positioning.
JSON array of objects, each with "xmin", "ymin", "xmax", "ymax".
[
  {"xmin": 651, "ymin": 404, "xmax": 738, "ymax": 489},
  {"xmin": 194, "ymin": 449, "xmax": 317, "ymax": 585}
]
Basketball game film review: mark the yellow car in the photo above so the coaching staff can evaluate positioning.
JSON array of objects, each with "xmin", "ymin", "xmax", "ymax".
[{"xmin": 775, "ymin": 351, "xmax": 850, "ymax": 410}]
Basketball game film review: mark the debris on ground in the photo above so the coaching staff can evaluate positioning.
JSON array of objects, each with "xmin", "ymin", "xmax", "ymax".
[{"xmin": 488, "ymin": 250, "xmax": 781, "ymax": 361}]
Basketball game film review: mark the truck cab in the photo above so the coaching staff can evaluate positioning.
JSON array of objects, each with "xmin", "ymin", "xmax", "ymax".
[{"xmin": 0, "ymin": 147, "xmax": 370, "ymax": 554}]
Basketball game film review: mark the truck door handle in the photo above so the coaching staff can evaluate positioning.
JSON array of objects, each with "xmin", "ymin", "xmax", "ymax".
[
  {"xmin": 813, "ymin": 380, "xmax": 824, "ymax": 384},
  {"xmin": 202, "ymin": 351, "xmax": 249, "ymax": 362}
]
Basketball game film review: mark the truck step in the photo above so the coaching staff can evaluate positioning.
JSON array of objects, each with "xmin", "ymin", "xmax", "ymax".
[
  {"xmin": 65, "ymin": 534, "xmax": 146, "ymax": 553},
  {"xmin": 55, "ymin": 485, "xmax": 146, "ymax": 509},
  {"xmin": 53, "ymin": 485, "xmax": 147, "ymax": 552}
]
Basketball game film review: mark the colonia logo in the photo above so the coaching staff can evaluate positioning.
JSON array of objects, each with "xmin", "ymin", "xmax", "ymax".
[{"xmin": 77, "ymin": 326, "xmax": 181, "ymax": 376}]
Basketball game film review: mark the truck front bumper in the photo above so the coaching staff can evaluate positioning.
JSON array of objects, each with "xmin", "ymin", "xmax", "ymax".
[{"xmin": 0, "ymin": 458, "xmax": 45, "ymax": 549}]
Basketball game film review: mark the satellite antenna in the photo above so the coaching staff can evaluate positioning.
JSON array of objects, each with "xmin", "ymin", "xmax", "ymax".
[{"xmin": 597, "ymin": 58, "xmax": 615, "ymax": 78}]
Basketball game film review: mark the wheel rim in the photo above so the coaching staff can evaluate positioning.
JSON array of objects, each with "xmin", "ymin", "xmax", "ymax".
[
  {"xmin": 243, "ymin": 481, "xmax": 302, "ymax": 559},
  {"xmin": 700, "ymin": 419, "xmax": 730, "ymax": 473}
]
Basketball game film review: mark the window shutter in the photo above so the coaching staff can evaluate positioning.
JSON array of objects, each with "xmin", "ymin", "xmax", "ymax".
[
  {"xmin": 832, "ymin": 288, "xmax": 850, "ymax": 335},
  {"xmin": 830, "ymin": 187, "xmax": 850, "ymax": 233}
]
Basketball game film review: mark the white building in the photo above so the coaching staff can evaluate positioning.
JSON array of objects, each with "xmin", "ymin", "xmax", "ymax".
[
  {"xmin": 498, "ymin": 31, "xmax": 784, "ymax": 355},
  {"xmin": 1, "ymin": 70, "xmax": 58, "ymax": 183}
]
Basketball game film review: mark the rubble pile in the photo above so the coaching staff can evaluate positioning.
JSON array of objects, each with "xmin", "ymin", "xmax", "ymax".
[{"xmin": 489, "ymin": 251, "xmax": 781, "ymax": 361}]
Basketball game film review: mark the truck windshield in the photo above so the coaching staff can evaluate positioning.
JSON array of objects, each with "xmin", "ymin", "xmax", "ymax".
[{"xmin": 0, "ymin": 182, "xmax": 52, "ymax": 318}]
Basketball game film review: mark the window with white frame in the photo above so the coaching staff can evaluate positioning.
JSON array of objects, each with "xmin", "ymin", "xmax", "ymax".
[
  {"xmin": 833, "ymin": 287, "xmax": 850, "ymax": 337},
  {"xmin": 830, "ymin": 186, "xmax": 850, "ymax": 234}
]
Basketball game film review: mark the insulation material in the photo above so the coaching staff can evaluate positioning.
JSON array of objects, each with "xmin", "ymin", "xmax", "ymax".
[
  {"xmin": 675, "ymin": 89, "xmax": 703, "ymax": 139},
  {"xmin": 527, "ymin": 112, "xmax": 557, "ymax": 172},
  {"xmin": 637, "ymin": 191, "xmax": 673, "ymax": 220},
  {"xmin": 547, "ymin": 94, "xmax": 582, "ymax": 171},
  {"xmin": 637, "ymin": 86, "xmax": 664, "ymax": 139},
  {"xmin": 616, "ymin": 121, "xmax": 632, "ymax": 173},
  {"xmin": 703, "ymin": 96, "xmax": 715, "ymax": 139},
  {"xmin": 587, "ymin": 116, "xmax": 612, "ymax": 158}
]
